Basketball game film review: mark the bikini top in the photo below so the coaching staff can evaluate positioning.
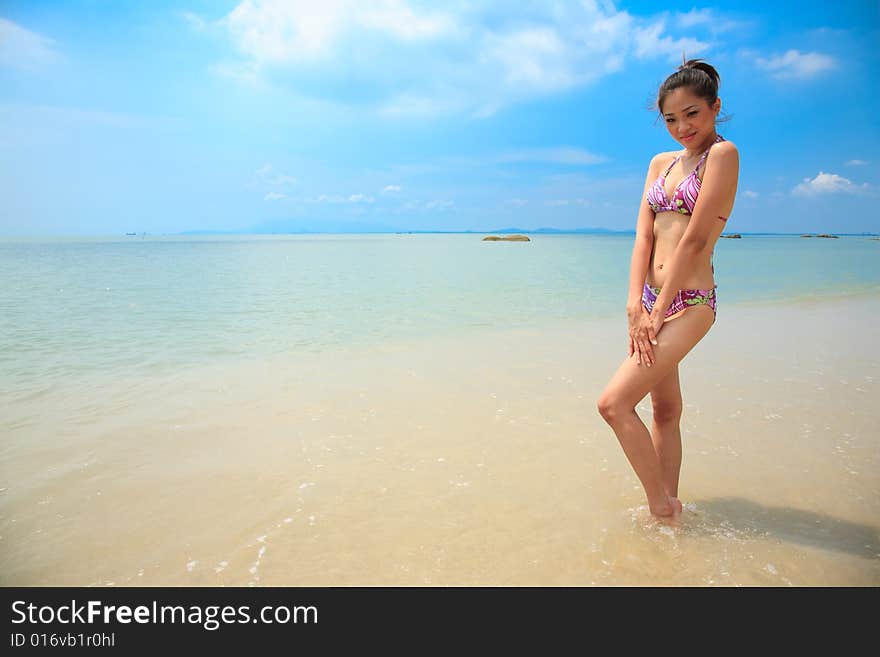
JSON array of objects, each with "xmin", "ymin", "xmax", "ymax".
[{"xmin": 646, "ymin": 134, "xmax": 725, "ymax": 216}]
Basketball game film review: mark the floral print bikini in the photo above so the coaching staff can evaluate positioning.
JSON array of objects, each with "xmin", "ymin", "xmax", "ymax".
[{"xmin": 642, "ymin": 135, "xmax": 727, "ymax": 321}]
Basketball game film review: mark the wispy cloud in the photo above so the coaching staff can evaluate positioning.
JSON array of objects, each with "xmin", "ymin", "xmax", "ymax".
[
  {"xmin": 255, "ymin": 163, "xmax": 297, "ymax": 187},
  {"xmin": 742, "ymin": 190, "xmax": 759, "ymax": 198},
  {"xmin": 221, "ymin": 0, "xmax": 453, "ymax": 65},
  {"xmin": 755, "ymin": 49, "xmax": 835, "ymax": 80},
  {"xmin": 544, "ymin": 198, "xmax": 591, "ymax": 207},
  {"xmin": 264, "ymin": 192, "xmax": 286, "ymax": 201},
  {"xmin": 633, "ymin": 19, "xmax": 709, "ymax": 61},
  {"xmin": 499, "ymin": 147, "xmax": 606, "ymax": 166},
  {"xmin": 846, "ymin": 159, "xmax": 868, "ymax": 166},
  {"xmin": 383, "ymin": 185, "xmax": 402, "ymax": 193},
  {"xmin": 0, "ymin": 18, "xmax": 61, "ymax": 71},
  {"xmin": 200, "ymin": 1, "xmax": 735, "ymax": 117},
  {"xmin": 792, "ymin": 171, "xmax": 868, "ymax": 196},
  {"xmin": 424, "ymin": 199, "xmax": 454, "ymax": 210},
  {"xmin": 177, "ymin": 11, "xmax": 208, "ymax": 32}
]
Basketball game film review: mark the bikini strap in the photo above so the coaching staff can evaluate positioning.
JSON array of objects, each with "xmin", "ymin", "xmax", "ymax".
[
  {"xmin": 662, "ymin": 153, "xmax": 683, "ymax": 177},
  {"xmin": 696, "ymin": 134, "xmax": 724, "ymax": 168}
]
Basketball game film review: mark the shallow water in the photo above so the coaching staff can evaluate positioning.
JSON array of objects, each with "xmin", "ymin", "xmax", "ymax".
[{"xmin": 2, "ymin": 291, "xmax": 877, "ymax": 586}]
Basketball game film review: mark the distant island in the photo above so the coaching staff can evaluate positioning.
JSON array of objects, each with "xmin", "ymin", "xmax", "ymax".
[{"xmin": 482, "ymin": 234, "xmax": 530, "ymax": 241}]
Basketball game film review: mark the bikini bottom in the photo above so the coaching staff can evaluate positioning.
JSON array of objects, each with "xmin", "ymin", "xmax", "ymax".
[{"xmin": 641, "ymin": 282, "xmax": 717, "ymax": 322}]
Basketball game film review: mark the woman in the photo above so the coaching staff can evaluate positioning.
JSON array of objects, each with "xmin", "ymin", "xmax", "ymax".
[{"xmin": 597, "ymin": 59, "xmax": 739, "ymax": 518}]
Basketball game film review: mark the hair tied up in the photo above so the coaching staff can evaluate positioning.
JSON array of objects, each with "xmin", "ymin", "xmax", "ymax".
[{"xmin": 655, "ymin": 58, "xmax": 724, "ymax": 117}]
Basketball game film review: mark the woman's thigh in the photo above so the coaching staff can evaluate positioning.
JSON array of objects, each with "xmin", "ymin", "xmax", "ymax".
[
  {"xmin": 650, "ymin": 364, "xmax": 682, "ymax": 420},
  {"xmin": 599, "ymin": 304, "xmax": 714, "ymax": 412}
]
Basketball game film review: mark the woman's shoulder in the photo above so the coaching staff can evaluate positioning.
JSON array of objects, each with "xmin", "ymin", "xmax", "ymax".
[
  {"xmin": 651, "ymin": 149, "xmax": 681, "ymax": 162},
  {"xmin": 648, "ymin": 150, "xmax": 680, "ymax": 172},
  {"xmin": 712, "ymin": 138, "xmax": 739, "ymax": 156},
  {"xmin": 707, "ymin": 139, "xmax": 739, "ymax": 170}
]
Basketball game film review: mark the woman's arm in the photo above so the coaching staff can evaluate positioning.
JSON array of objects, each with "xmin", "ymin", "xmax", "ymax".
[
  {"xmin": 627, "ymin": 155, "xmax": 662, "ymax": 313},
  {"xmin": 649, "ymin": 142, "xmax": 739, "ymax": 323}
]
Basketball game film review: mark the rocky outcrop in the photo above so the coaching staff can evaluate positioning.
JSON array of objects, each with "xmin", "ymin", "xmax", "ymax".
[{"xmin": 482, "ymin": 235, "xmax": 531, "ymax": 241}]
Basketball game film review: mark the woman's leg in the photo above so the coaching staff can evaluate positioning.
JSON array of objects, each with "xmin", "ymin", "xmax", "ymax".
[
  {"xmin": 597, "ymin": 305, "xmax": 714, "ymax": 515},
  {"xmin": 649, "ymin": 364, "xmax": 683, "ymax": 498}
]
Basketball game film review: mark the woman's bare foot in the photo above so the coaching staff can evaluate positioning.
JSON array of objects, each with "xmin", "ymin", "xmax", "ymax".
[{"xmin": 649, "ymin": 495, "xmax": 683, "ymax": 522}]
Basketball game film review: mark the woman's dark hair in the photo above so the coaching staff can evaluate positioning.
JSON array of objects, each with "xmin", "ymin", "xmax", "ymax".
[{"xmin": 655, "ymin": 58, "xmax": 730, "ymax": 123}]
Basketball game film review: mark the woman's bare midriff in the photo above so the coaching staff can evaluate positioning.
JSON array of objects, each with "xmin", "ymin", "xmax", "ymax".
[{"xmin": 646, "ymin": 210, "xmax": 720, "ymax": 290}]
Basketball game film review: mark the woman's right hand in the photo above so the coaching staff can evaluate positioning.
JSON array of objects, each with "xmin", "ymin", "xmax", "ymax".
[{"xmin": 627, "ymin": 306, "xmax": 658, "ymax": 366}]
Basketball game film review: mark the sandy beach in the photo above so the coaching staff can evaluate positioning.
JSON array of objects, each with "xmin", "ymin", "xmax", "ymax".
[{"xmin": 2, "ymin": 291, "xmax": 878, "ymax": 586}]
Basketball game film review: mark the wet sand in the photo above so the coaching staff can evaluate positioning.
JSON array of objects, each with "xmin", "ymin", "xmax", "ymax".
[{"xmin": 1, "ymin": 292, "xmax": 878, "ymax": 586}]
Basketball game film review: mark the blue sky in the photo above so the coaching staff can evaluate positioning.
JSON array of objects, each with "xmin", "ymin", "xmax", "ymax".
[{"xmin": 1, "ymin": 0, "xmax": 878, "ymax": 236}]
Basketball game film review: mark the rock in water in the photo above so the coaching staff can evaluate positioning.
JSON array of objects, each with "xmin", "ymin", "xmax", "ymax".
[{"xmin": 482, "ymin": 234, "xmax": 530, "ymax": 241}]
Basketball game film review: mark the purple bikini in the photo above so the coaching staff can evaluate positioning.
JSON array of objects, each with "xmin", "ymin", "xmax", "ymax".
[{"xmin": 642, "ymin": 134, "xmax": 726, "ymax": 321}]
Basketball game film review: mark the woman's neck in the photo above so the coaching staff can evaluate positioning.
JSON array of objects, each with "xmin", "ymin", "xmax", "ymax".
[{"xmin": 684, "ymin": 131, "xmax": 718, "ymax": 158}]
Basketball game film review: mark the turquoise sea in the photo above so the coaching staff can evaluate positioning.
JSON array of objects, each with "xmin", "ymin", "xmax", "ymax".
[
  {"xmin": 2, "ymin": 232, "xmax": 878, "ymax": 586},
  {"xmin": 1, "ymin": 233, "xmax": 878, "ymax": 391}
]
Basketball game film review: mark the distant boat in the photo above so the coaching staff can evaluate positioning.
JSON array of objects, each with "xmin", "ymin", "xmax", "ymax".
[{"xmin": 125, "ymin": 232, "xmax": 137, "ymax": 236}]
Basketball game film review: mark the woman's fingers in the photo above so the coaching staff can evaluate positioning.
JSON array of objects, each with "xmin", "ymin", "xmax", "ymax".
[{"xmin": 639, "ymin": 335, "xmax": 654, "ymax": 367}]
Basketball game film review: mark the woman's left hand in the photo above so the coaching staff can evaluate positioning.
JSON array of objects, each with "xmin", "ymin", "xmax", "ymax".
[{"xmin": 648, "ymin": 313, "xmax": 664, "ymax": 343}]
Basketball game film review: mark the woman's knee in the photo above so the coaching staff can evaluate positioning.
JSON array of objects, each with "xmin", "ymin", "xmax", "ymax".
[
  {"xmin": 597, "ymin": 393, "xmax": 628, "ymax": 423},
  {"xmin": 651, "ymin": 400, "xmax": 682, "ymax": 424}
]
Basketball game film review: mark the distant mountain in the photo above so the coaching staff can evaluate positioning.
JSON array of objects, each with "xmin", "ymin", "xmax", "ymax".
[{"xmin": 248, "ymin": 219, "xmax": 404, "ymax": 234}]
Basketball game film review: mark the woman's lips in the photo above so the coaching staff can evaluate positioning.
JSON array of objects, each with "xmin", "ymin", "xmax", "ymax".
[{"xmin": 682, "ymin": 133, "xmax": 696, "ymax": 141}]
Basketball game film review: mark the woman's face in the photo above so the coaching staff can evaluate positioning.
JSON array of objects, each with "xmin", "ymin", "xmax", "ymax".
[{"xmin": 661, "ymin": 86, "xmax": 720, "ymax": 149}]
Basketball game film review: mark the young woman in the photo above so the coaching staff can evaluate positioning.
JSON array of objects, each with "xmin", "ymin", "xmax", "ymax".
[{"xmin": 597, "ymin": 59, "xmax": 739, "ymax": 518}]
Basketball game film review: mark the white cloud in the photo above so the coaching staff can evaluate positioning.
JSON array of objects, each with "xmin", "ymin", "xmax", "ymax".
[
  {"xmin": 674, "ymin": 9, "xmax": 715, "ymax": 28},
  {"xmin": 673, "ymin": 9, "xmax": 745, "ymax": 32},
  {"xmin": 755, "ymin": 50, "xmax": 835, "ymax": 80},
  {"xmin": 505, "ymin": 198, "xmax": 528, "ymax": 207},
  {"xmin": 846, "ymin": 160, "xmax": 868, "ymax": 166},
  {"xmin": 792, "ymin": 172, "xmax": 867, "ymax": 196},
  {"xmin": 255, "ymin": 163, "xmax": 297, "ymax": 186},
  {"xmin": 348, "ymin": 194, "xmax": 375, "ymax": 203},
  {"xmin": 383, "ymin": 185, "xmax": 402, "ymax": 193},
  {"xmin": 210, "ymin": 1, "xmax": 727, "ymax": 117},
  {"xmin": 424, "ymin": 200, "xmax": 454, "ymax": 210},
  {"xmin": 264, "ymin": 192, "xmax": 286, "ymax": 201},
  {"xmin": 0, "ymin": 18, "xmax": 60, "ymax": 71},
  {"xmin": 376, "ymin": 94, "xmax": 462, "ymax": 119},
  {"xmin": 500, "ymin": 147, "xmax": 605, "ymax": 166},
  {"xmin": 357, "ymin": 0, "xmax": 453, "ymax": 41},
  {"xmin": 178, "ymin": 11, "xmax": 208, "ymax": 32},
  {"xmin": 633, "ymin": 19, "xmax": 709, "ymax": 61},
  {"xmin": 222, "ymin": 0, "xmax": 452, "ymax": 65},
  {"xmin": 743, "ymin": 190, "xmax": 759, "ymax": 198}
]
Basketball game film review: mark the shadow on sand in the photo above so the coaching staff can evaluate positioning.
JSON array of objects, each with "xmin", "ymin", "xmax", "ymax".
[{"xmin": 688, "ymin": 497, "xmax": 879, "ymax": 560}]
